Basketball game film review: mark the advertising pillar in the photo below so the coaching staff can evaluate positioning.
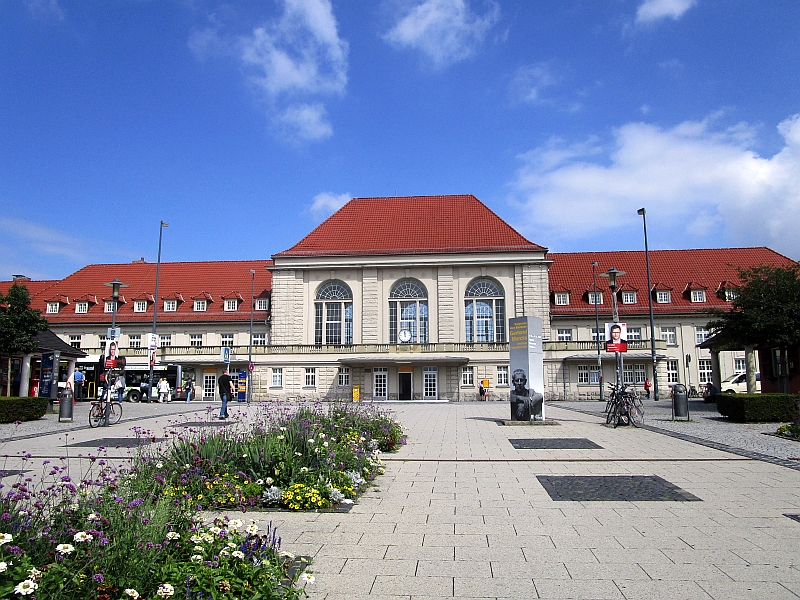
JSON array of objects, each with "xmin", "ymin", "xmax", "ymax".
[{"xmin": 509, "ymin": 316, "xmax": 545, "ymax": 421}]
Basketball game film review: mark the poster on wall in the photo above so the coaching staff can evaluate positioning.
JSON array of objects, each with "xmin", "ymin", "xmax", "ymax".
[
  {"xmin": 508, "ymin": 316, "xmax": 545, "ymax": 421},
  {"xmin": 38, "ymin": 352, "xmax": 54, "ymax": 398}
]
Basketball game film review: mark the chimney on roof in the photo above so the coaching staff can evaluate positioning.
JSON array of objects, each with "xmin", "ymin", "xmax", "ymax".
[
  {"xmin": 12, "ymin": 275, "xmax": 31, "ymax": 282},
  {"xmin": 132, "ymin": 257, "xmax": 146, "ymax": 264}
]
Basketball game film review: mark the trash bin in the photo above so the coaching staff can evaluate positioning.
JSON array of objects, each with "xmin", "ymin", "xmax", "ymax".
[
  {"xmin": 58, "ymin": 387, "xmax": 74, "ymax": 422},
  {"xmin": 672, "ymin": 383, "xmax": 689, "ymax": 419}
]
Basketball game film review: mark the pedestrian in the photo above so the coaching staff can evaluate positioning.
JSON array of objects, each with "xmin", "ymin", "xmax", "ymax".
[
  {"xmin": 644, "ymin": 378, "xmax": 651, "ymax": 399},
  {"xmin": 114, "ymin": 374, "xmax": 125, "ymax": 403},
  {"xmin": 73, "ymin": 370, "xmax": 84, "ymax": 401},
  {"xmin": 185, "ymin": 379, "xmax": 193, "ymax": 403},
  {"xmin": 217, "ymin": 368, "xmax": 234, "ymax": 419},
  {"xmin": 157, "ymin": 377, "xmax": 170, "ymax": 403}
]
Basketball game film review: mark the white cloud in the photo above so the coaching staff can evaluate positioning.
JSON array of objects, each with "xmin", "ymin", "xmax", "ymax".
[
  {"xmin": 25, "ymin": 0, "xmax": 64, "ymax": 21},
  {"xmin": 310, "ymin": 192, "xmax": 350, "ymax": 220},
  {"xmin": 276, "ymin": 103, "xmax": 333, "ymax": 141},
  {"xmin": 383, "ymin": 0, "xmax": 500, "ymax": 68},
  {"xmin": 509, "ymin": 113, "xmax": 800, "ymax": 259},
  {"xmin": 0, "ymin": 217, "xmax": 88, "ymax": 263},
  {"xmin": 509, "ymin": 63, "xmax": 558, "ymax": 104},
  {"xmin": 636, "ymin": 0, "xmax": 696, "ymax": 24}
]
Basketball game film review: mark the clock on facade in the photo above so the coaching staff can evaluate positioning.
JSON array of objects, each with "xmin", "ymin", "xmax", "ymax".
[{"xmin": 398, "ymin": 328, "xmax": 412, "ymax": 343}]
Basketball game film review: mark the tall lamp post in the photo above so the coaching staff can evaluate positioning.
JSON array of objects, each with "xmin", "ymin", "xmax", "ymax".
[
  {"xmin": 103, "ymin": 278, "xmax": 128, "ymax": 426},
  {"xmin": 600, "ymin": 268, "xmax": 625, "ymax": 391},
  {"xmin": 247, "ymin": 269, "xmax": 255, "ymax": 405},
  {"xmin": 637, "ymin": 208, "xmax": 659, "ymax": 401},
  {"xmin": 148, "ymin": 221, "xmax": 168, "ymax": 402},
  {"xmin": 592, "ymin": 262, "xmax": 603, "ymax": 402}
]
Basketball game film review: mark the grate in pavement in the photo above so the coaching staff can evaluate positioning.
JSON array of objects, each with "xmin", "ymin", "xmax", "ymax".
[
  {"xmin": 510, "ymin": 438, "xmax": 602, "ymax": 450},
  {"xmin": 69, "ymin": 438, "xmax": 158, "ymax": 448},
  {"xmin": 784, "ymin": 514, "xmax": 800, "ymax": 524},
  {"xmin": 537, "ymin": 475, "xmax": 701, "ymax": 502},
  {"xmin": 0, "ymin": 470, "xmax": 28, "ymax": 478}
]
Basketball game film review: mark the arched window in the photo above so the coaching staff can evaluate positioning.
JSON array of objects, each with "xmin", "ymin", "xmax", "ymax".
[
  {"xmin": 389, "ymin": 279, "xmax": 428, "ymax": 343},
  {"xmin": 465, "ymin": 278, "xmax": 505, "ymax": 342},
  {"xmin": 315, "ymin": 281, "xmax": 353, "ymax": 345}
]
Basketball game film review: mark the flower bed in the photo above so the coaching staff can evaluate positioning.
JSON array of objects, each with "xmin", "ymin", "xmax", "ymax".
[{"xmin": 0, "ymin": 401, "xmax": 405, "ymax": 598}]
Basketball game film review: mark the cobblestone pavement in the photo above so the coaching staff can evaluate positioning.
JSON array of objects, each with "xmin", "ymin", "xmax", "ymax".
[{"xmin": 4, "ymin": 400, "xmax": 800, "ymax": 599}]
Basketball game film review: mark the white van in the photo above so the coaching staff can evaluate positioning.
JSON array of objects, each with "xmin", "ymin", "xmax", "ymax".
[{"xmin": 721, "ymin": 372, "xmax": 761, "ymax": 394}]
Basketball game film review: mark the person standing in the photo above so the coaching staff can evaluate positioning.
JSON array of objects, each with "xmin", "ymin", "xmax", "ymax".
[
  {"xmin": 114, "ymin": 374, "xmax": 125, "ymax": 403},
  {"xmin": 185, "ymin": 379, "xmax": 193, "ymax": 403},
  {"xmin": 157, "ymin": 377, "xmax": 170, "ymax": 403},
  {"xmin": 73, "ymin": 370, "xmax": 84, "ymax": 401},
  {"xmin": 217, "ymin": 368, "xmax": 234, "ymax": 419},
  {"xmin": 644, "ymin": 378, "xmax": 651, "ymax": 399}
]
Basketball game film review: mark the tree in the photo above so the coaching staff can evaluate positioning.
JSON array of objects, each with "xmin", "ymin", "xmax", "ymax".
[
  {"xmin": 0, "ymin": 284, "xmax": 49, "ymax": 356},
  {"xmin": 708, "ymin": 264, "xmax": 800, "ymax": 394}
]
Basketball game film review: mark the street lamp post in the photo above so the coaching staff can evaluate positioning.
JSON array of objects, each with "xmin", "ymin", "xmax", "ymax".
[
  {"xmin": 148, "ymin": 221, "xmax": 168, "ymax": 402},
  {"xmin": 637, "ymin": 208, "xmax": 659, "ymax": 401},
  {"xmin": 103, "ymin": 278, "xmax": 128, "ymax": 426},
  {"xmin": 592, "ymin": 262, "xmax": 603, "ymax": 402},
  {"xmin": 600, "ymin": 268, "xmax": 625, "ymax": 392},
  {"xmin": 248, "ymin": 269, "xmax": 255, "ymax": 405}
]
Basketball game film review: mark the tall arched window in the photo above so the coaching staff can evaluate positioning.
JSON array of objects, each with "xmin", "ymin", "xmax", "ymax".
[
  {"xmin": 315, "ymin": 281, "xmax": 353, "ymax": 345},
  {"xmin": 389, "ymin": 279, "xmax": 428, "ymax": 343},
  {"xmin": 465, "ymin": 278, "xmax": 505, "ymax": 342}
]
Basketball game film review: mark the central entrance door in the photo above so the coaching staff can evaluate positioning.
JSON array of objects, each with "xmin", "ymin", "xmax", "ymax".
[{"xmin": 398, "ymin": 372, "xmax": 412, "ymax": 400}]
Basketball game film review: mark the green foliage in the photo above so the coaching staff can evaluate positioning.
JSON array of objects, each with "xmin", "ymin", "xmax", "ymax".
[
  {"xmin": 716, "ymin": 393, "xmax": 800, "ymax": 422},
  {"xmin": 0, "ymin": 397, "xmax": 47, "ymax": 423},
  {"xmin": 0, "ymin": 284, "xmax": 48, "ymax": 356},
  {"xmin": 776, "ymin": 423, "xmax": 800, "ymax": 439}
]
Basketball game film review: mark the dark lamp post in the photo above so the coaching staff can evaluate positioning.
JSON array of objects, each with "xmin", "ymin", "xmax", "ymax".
[
  {"xmin": 248, "ymin": 269, "xmax": 255, "ymax": 404},
  {"xmin": 148, "ymin": 221, "xmax": 168, "ymax": 402},
  {"xmin": 600, "ymin": 268, "xmax": 625, "ymax": 391},
  {"xmin": 592, "ymin": 262, "xmax": 603, "ymax": 401},
  {"xmin": 103, "ymin": 278, "xmax": 129, "ymax": 426},
  {"xmin": 638, "ymin": 207, "xmax": 659, "ymax": 401}
]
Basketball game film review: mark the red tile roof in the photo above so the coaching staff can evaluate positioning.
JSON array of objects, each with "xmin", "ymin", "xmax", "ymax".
[
  {"xmin": 274, "ymin": 195, "xmax": 546, "ymax": 257},
  {"xmin": 11, "ymin": 260, "xmax": 273, "ymax": 325},
  {"xmin": 549, "ymin": 247, "xmax": 797, "ymax": 317},
  {"xmin": 0, "ymin": 279, "xmax": 58, "ymax": 298}
]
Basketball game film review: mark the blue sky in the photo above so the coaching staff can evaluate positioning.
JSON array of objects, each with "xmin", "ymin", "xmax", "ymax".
[{"xmin": 2, "ymin": 0, "xmax": 799, "ymax": 279}]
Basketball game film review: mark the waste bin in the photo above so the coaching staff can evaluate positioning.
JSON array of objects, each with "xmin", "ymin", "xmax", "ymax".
[
  {"xmin": 671, "ymin": 383, "xmax": 689, "ymax": 419},
  {"xmin": 58, "ymin": 387, "xmax": 74, "ymax": 422}
]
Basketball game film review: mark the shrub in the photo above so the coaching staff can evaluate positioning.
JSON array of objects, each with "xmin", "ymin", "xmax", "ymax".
[
  {"xmin": 716, "ymin": 393, "xmax": 800, "ymax": 422},
  {"xmin": 0, "ymin": 397, "xmax": 47, "ymax": 423}
]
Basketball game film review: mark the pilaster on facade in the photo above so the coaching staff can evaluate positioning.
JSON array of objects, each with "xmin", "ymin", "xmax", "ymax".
[
  {"xmin": 362, "ymin": 269, "xmax": 379, "ymax": 344},
  {"xmin": 522, "ymin": 263, "xmax": 551, "ymax": 331},
  {"xmin": 270, "ymin": 270, "xmax": 304, "ymax": 345},
  {"xmin": 437, "ymin": 267, "xmax": 455, "ymax": 342}
]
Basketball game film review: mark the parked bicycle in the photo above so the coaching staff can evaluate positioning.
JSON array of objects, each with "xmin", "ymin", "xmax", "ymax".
[
  {"xmin": 89, "ymin": 386, "xmax": 122, "ymax": 428},
  {"xmin": 604, "ymin": 383, "xmax": 644, "ymax": 428},
  {"xmin": 688, "ymin": 384, "xmax": 702, "ymax": 398}
]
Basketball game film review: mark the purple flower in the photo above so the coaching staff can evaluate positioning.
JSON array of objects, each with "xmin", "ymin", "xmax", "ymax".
[{"xmin": 93, "ymin": 573, "xmax": 104, "ymax": 582}]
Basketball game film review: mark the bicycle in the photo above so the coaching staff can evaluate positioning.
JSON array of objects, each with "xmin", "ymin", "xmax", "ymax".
[
  {"xmin": 688, "ymin": 384, "xmax": 702, "ymax": 398},
  {"xmin": 604, "ymin": 383, "xmax": 644, "ymax": 428},
  {"xmin": 89, "ymin": 388, "xmax": 122, "ymax": 428}
]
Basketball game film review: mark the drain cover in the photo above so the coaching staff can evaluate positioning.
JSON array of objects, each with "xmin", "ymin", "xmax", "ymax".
[
  {"xmin": 69, "ymin": 438, "xmax": 157, "ymax": 448},
  {"xmin": 509, "ymin": 438, "xmax": 602, "ymax": 450},
  {"xmin": 537, "ymin": 475, "xmax": 701, "ymax": 501}
]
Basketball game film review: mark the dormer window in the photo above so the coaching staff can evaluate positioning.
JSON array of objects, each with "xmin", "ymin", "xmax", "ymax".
[
  {"xmin": 588, "ymin": 292, "xmax": 603, "ymax": 305},
  {"xmin": 256, "ymin": 298, "xmax": 269, "ymax": 311},
  {"xmin": 691, "ymin": 290, "xmax": 706, "ymax": 303},
  {"xmin": 47, "ymin": 302, "xmax": 60, "ymax": 314},
  {"xmin": 75, "ymin": 302, "xmax": 88, "ymax": 314},
  {"xmin": 194, "ymin": 299, "xmax": 207, "ymax": 312},
  {"xmin": 224, "ymin": 299, "xmax": 238, "ymax": 312},
  {"xmin": 554, "ymin": 292, "xmax": 569, "ymax": 306},
  {"xmin": 104, "ymin": 301, "xmax": 117, "ymax": 313},
  {"xmin": 134, "ymin": 300, "xmax": 148, "ymax": 313},
  {"xmin": 164, "ymin": 300, "xmax": 177, "ymax": 312},
  {"xmin": 725, "ymin": 289, "xmax": 738, "ymax": 302},
  {"xmin": 621, "ymin": 291, "xmax": 637, "ymax": 304},
  {"xmin": 656, "ymin": 290, "xmax": 671, "ymax": 304}
]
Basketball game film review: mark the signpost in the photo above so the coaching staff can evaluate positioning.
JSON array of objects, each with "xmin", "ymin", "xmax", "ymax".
[{"xmin": 221, "ymin": 347, "xmax": 231, "ymax": 364}]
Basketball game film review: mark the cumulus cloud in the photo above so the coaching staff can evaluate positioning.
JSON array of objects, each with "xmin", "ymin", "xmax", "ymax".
[
  {"xmin": 509, "ymin": 63, "xmax": 558, "ymax": 104},
  {"xmin": 383, "ymin": 0, "xmax": 500, "ymax": 68},
  {"xmin": 509, "ymin": 113, "xmax": 800, "ymax": 259},
  {"xmin": 310, "ymin": 192, "xmax": 350, "ymax": 220},
  {"xmin": 636, "ymin": 0, "xmax": 696, "ymax": 24},
  {"xmin": 190, "ymin": 0, "xmax": 348, "ymax": 142}
]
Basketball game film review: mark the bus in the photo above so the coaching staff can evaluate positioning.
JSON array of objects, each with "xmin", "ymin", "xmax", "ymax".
[{"xmin": 119, "ymin": 364, "xmax": 183, "ymax": 402}]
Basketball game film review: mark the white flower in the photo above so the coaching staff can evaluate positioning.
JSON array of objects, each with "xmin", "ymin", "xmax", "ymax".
[
  {"xmin": 0, "ymin": 562, "xmax": 7, "ymax": 573},
  {"xmin": 228, "ymin": 519, "xmax": 243, "ymax": 530},
  {"xmin": 73, "ymin": 531, "xmax": 93, "ymax": 543},
  {"xmin": 280, "ymin": 426, "xmax": 287, "ymax": 431},
  {"xmin": 256, "ymin": 479, "xmax": 264, "ymax": 485},
  {"xmin": 55, "ymin": 543, "xmax": 75, "ymax": 555},
  {"xmin": 13, "ymin": 580, "xmax": 37, "ymax": 595},
  {"xmin": 308, "ymin": 438, "xmax": 315, "ymax": 444},
  {"xmin": 300, "ymin": 467, "xmax": 308, "ymax": 473},
  {"xmin": 156, "ymin": 583, "xmax": 175, "ymax": 597},
  {"xmin": 246, "ymin": 523, "xmax": 259, "ymax": 535},
  {"xmin": 323, "ymin": 441, "xmax": 329, "ymax": 447},
  {"xmin": 0, "ymin": 533, "xmax": 12, "ymax": 545},
  {"xmin": 231, "ymin": 550, "xmax": 245, "ymax": 559},
  {"xmin": 184, "ymin": 464, "xmax": 191, "ymax": 469},
  {"xmin": 69, "ymin": 503, "xmax": 79, "ymax": 510},
  {"xmin": 280, "ymin": 550, "xmax": 295, "ymax": 560},
  {"xmin": 190, "ymin": 554, "xmax": 203, "ymax": 563},
  {"xmin": 202, "ymin": 533, "xmax": 215, "ymax": 543},
  {"xmin": 314, "ymin": 448, "xmax": 320, "ymax": 453},
  {"xmin": 192, "ymin": 514, "xmax": 205, "ymax": 523},
  {"xmin": 165, "ymin": 532, "xmax": 180, "ymax": 540},
  {"xmin": 156, "ymin": 462, "xmax": 163, "ymax": 469},
  {"xmin": 189, "ymin": 535, "xmax": 203, "ymax": 544},
  {"xmin": 209, "ymin": 526, "xmax": 222, "ymax": 535},
  {"xmin": 277, "ymin": 435, "xmax": 284, "ymax": 440},
  {"xmin": 219, "ymin": 549, "xmax": 230, "ymax": 557},
  {"xmin": 27, "ymin": 567, "xmax": 42, "ymax": 580},
  {"xmin": 265, "ymin": 477, "xmax": 273, "ymax": 485},
  {"xmin": 294, "ymin": 452, "xmax": 302, "ymax": 457},
  {"xmin": 226, "ymin": 542, "xmax": 237, "ymax": 549},
  {"xmin": 242, "ymin": 454, "xmax": 247, "ymax": 458},
  {"xmin": 124, "ymin": 590, "xmax": 140, "ymax": 599},
  {"xmin": 298, "ymin": 572, "xmax": 315, "ymax": 586}
]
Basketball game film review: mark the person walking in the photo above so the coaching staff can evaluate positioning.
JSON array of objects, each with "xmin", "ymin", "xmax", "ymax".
[
  {"xmin": 217, "ymin": 368, "xmax": 234, "ymax": 419},
  {"xmin": 644, "ymin": 378, "xmax": 651, "ymax": 399},
  {"xmin": 185, "ymin": 379, "xmax": 193, "ymax": 403},
  {"xmin": 157, "ymin": 377, "xmax": 170, "ymax": 403},
  {"xmin": 114, "ymin": 374, "xmax": 125, "ymax": 403}
]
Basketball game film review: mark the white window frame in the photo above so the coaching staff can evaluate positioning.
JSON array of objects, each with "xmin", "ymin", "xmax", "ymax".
[
  {"xmin": 134, "ymin": 300, "xmax": 148, "ymax": 313},
  {"xmin": 589, "ymin": 365, "xmax": 601, "ymax": 384},
  {"xmin": 735, "ymin": 358, "xmax": 746, "ymax": 373},
  {"xmin": 698, "ymin": 359, "xmax": 713, "ymax": 383},
  {"xmin": 464, "ymin": 279, "xmax": 505, "ymax": 343},
  {"xmin": 725, "ymin": 289, "xmax": 738, "ymax": 302},
  {"xmin": 252, "ymin": 333, "xmax": 266, "ymax": 346},
  {"xmin": 556, "ymin": 329, "xmax": 572, "ymax": 342},
  {"xmin": 667, "ymin": 359, "xmax": 679, "ymax": 383},
  {"xmin": 627, "ymin": 327, "xmax": 642, "ymax": 341},
  {"xmin": 75, "ymin": 302, "xmax": 88, "ymax": 314},
  {"xmin": 634, "ymin": 364, "xmax": 646, "ymax": 384},
  {"xmin": 256, "ymin": 298, "xmax": 269, "ymax": 311},
  {"xmin": 591, "ymin": 328, "xmax": 605, "ymax": 341},
  {"xmin": 691, "ymin": 290, "xmax": 706, "ymax": 303},
  {"xmin": 69, "ymin": 335, "xmax": 81, "ymax": 349},
  {"xmin": 554, "ymin": 292, "xmax": 569, "ymax": 306},
  {"xmin": 496, "ymin": 366, "xmax": 509, "ymax": 386},
  {"xmin": 159, "ymin": 334, "xmax": 171, "ymax": 347},
  {"xmin": 271, "ymin": 368, "xmax": 283, "ymax": 388},
  {"xmin": 129, "ymin": 334, "xmax": 141, "ymax": 349},
  {"xmin": 656, "ymin": 290, "xmax": 671, "ymax": 304},
  {"xmin": 194, "ymin": 299, "xmax": 207, "ymax": 312},
  {"xmin": 203, "ymin": 374, "xmax": 216, "ymax": 399},
  {"xmin": 189, "ymin": 334, "xmax": 203, "ymax": 347},
  {"xmin": 695, "ymin": 326, "xmax": 710, "ymax": 345},
  {"xmin": 338, "ymin": 367, "xmax": 351, "ymax": 387},
  {"xmin": 623, "ymin": 364, "xmax": 635, "ymax": 384},
  {"xmin": 661, "ymin": 327, "xmax": 676, "ymax": 346},
  {"xmin": 423, "ymin": 366, "xmax": 438, "ymax": 399},
  {"xmin": 104, "ymin": 301, "xmax": 117, "ymax": 313},
  {"xmin": 304, "ymin": 367, "xmax": 316, "ymax": 388},
  {"xmin": 47, "ymin": 302, "xmax": 60, "ymax": 314},
  {"xmin": 373, "ymin": 367, "xmax": 387, "ymax": 398},
  {"xmin": 461, "ymin": 366, "xmax": 474, "ymax": 387},
  {"xmin": 220, "ymin": 334, "xmax": 234, "ymax": 347},
  {"xmin": 577, "ymin": 365, "xmax": 589, "ymax": 384},
  {"xmin": 588, "ymin": 292, "xmax": 603, "ymax": 305},
  {"xmin": 621, "ymin": 291, "xmax": 637, "ymax": 305},
  {"xmin": 163, "ymin": 300, "xmax": 177, "ymax": 312},
  {"xmin": 224, "ymin": 299, "xmax": 238, "ymax": 312}
]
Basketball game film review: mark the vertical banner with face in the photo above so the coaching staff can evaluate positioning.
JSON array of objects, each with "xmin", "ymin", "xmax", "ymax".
[
  {"xmin": 104, "ymin": 339, "xmax": 126, "ymax": 370},
  {"xmin": 508, "ymin": 316, "xmax": 545, "ymax": 421},
  {"xmin": 39, "ymin": 352, "xmax": 55, "ymax": 398}
]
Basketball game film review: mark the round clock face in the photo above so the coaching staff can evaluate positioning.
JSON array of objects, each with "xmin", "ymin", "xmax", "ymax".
[{"xmin": 398, "ymin": 329, "xmax": 412, "ymax": 343}]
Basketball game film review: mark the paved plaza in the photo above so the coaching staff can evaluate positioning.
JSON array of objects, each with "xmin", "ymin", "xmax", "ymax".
[{"xmin": 2, "ymin": 399, "xmax": 800, "ymax": 599}]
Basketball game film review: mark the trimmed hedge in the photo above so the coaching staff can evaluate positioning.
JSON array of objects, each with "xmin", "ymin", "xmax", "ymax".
[
  {"xmin": 0, "ymin": 397, "xmax": 49, "ymax": 423},
  {"xmin": 716, "ymin": 393, "xmax": 800, "ymax": 423}
]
